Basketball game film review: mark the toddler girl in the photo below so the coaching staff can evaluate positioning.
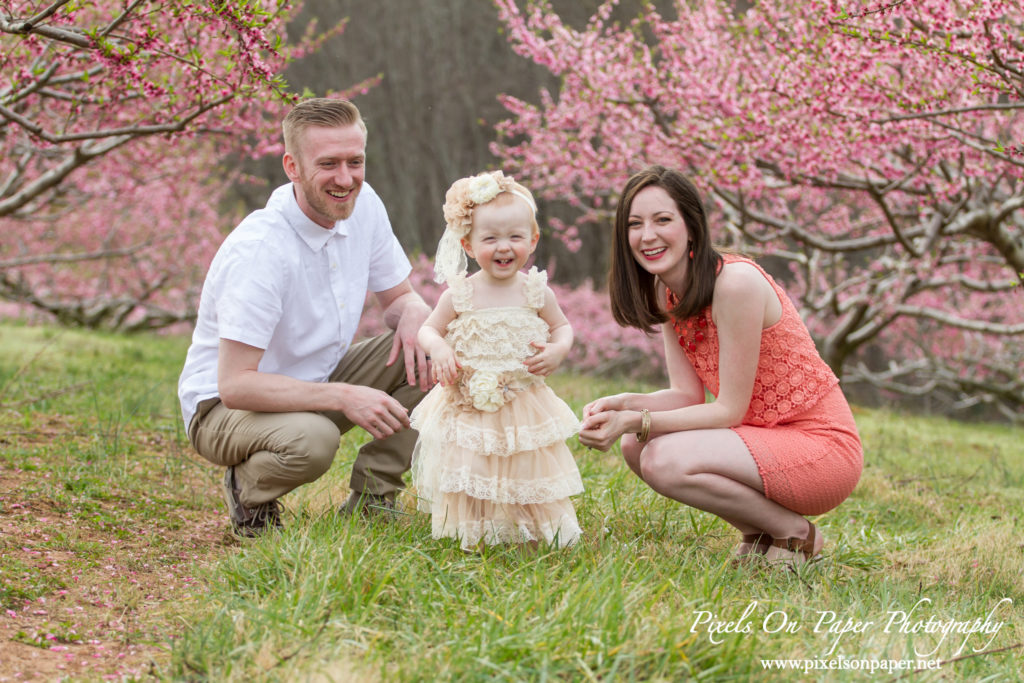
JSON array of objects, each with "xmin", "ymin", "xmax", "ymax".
[{"xmin": 412, "ymin": 170, "xmax": 583, "ymax": 550}]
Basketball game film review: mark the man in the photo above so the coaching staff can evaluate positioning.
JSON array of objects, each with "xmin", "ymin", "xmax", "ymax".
[{"xmin": 178, "ymin": 98, "xmax": 432, "ymax": 536}]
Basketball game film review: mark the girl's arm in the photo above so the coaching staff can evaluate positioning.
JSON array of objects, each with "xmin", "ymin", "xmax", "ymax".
[
  {"xmin": 417, "ymin": 290, "xmax": 460, "ymax": 386},
  {"xmin": 524, "ymin": 286, "xmax": 573, "ymax": 377}
]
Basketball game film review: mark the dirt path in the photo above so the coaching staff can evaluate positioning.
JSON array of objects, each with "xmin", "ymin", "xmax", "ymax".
[{"xmin": 1, "ymin": 465, "xmax": 229, "ymax": 681}]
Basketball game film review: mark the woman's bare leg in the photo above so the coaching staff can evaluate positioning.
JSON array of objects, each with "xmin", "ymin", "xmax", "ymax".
[{"xmin": 629, "ymin": 428, "xmax": 823, "ymax": 555}]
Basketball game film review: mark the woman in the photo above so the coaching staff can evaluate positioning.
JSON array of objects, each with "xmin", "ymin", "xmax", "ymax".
[{"xmin": 580, "ymin": 166, "xmax": 862, "ymax": 566}]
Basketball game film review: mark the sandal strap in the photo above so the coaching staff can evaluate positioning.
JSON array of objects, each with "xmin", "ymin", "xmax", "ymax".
[{"xmin": 771, "ymin": 521, "xmax": 816, "ymax": 558}]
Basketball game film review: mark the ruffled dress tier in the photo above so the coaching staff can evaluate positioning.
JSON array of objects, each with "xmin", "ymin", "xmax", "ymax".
[{"xmin": 411, "ymin": 268, "xmax": 583, "ymax": 550}]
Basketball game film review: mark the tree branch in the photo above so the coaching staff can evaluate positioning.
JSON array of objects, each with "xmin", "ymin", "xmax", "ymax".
[
  {"xmin": 11, "ymin": 1, "xmax": 73, "ymax": 31},
  {"xmin": 892, "ymin": 305, "xmax": 1024, "ymax": 335},
  {"xmin": 0, "ymin": 93, "xmax": 233, "ymax": 144},
  {"xmin": 955, "ymin": 196, "xmax": 1024, "ymax": 273},
  {"xmin": 0, "ymin": 15, "xmax": 92, "ymax": 48},
  {"xmin": 0, "ymin": 94, "xmax": 233, "ymax": 217},
  {"xmin": 867, "ymin": 186, "xmax": 919, "ymax": 256},
  {"xmin": 0, "ymin": 242, "xmax": 152, "ymax": 269},
  {"xmin": 872, "ymin": 102, "xmax": 1024, "ymax": 124},
  {"xmin": 97, "ymin": 0, "xmax": 145, "ymax": 39},
  {"xmin": 714, "ymin": 188, "xmax": 922, "ymax": 252}
]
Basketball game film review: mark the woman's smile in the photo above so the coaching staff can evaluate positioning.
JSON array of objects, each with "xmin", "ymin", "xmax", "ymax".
[{"xmin": 627, "ymin": 185, "xmax": 692, "ymax": 287}]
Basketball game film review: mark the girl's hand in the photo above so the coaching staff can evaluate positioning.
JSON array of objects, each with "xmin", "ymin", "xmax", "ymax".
[
  {"xmin": 428, "ymin": 346, "xmax": 460, "ymax": 386},
  {"xmin": 524, "ymin": 340, "xmax": 567, "ymax": 377},
  {"xmin": 578, "ymin": 409, "xmax": 630, "ymax": 452}
]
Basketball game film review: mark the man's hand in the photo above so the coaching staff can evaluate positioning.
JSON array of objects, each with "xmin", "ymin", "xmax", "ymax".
[
  {"xmin": 376, "ymin": 280, "xmax": 432, "ymax": 392},
  {"xmin": 338, "ymin": 383, "xmax": 411, "ymax": 440},
  {"xmin": 388, "ymin": 298, "xmax": 431, "ymax": 391}
]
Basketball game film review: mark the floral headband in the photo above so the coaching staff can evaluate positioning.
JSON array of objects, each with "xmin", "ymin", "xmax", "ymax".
[{"xmin": 433, "ymin": 170, "xmax": 537, "ymax": 284}]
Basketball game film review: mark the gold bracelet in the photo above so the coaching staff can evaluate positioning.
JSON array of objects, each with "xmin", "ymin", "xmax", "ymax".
[{"xmin": 637, "ymin": 408, "xmax": 651, "ymax": 443}]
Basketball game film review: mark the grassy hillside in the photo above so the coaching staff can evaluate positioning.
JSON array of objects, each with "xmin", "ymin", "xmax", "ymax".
[{"xmin": 0, "ymin": 323, "xmax": 1021, "ymax": 681}]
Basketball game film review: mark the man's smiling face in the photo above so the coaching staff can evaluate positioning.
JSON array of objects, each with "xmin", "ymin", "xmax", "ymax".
[{"xmin": 283, "ymin": 123, "xmax": 366, "ymax": 228}]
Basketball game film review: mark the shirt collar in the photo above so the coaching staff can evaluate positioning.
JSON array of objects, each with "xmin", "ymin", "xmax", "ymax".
[{"xmin": 275, "ymin": 183, "xmax": 350, "ymax": 252}]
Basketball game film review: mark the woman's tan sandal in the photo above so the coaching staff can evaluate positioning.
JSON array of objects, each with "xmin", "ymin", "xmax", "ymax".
[
  {"xmin": 765, "ymin": 521, "xmax": 819, "ymax": 567},
  {"xmin": 731, "ymin": 532, "xmax": 772, "ymax": 566}
]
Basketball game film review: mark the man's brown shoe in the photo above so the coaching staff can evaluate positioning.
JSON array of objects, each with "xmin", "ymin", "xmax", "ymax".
[
  {"xmin": 222, "ymin": 466, "xmax": 283, "ymax": 537},
  {"xmin": 339, "ymin": 490, "xmax": 397, "ymax": 519}
]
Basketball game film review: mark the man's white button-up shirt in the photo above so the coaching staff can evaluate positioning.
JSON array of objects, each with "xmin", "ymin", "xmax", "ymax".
[{"xmin": 178, "ymin": 182, "xmax": 411, "ymax": 429}]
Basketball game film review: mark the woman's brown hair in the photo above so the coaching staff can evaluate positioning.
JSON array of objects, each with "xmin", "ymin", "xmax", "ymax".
[{"xmin": 608, "ymin": 166, "xmax": 722, "ymax": 333}]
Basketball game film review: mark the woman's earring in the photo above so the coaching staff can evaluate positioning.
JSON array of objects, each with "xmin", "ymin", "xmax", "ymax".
[{"xmin": 689, "ymin": 250, "xmax": 694, "ymax": 259}]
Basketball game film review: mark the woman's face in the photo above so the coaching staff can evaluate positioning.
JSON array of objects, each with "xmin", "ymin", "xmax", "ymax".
[{"xmin": 626, "ymin": 185, "xmax": 690, "ymax": 285}]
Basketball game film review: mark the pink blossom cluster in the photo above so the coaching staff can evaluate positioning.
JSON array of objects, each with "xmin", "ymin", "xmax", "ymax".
[
  {"xmin": 0, "ymin": 1, "xmax": 370, "ymax": 330},
  {"xmin": 491, "ymin": 0, "xmax": 1024, "ymax": 417}
]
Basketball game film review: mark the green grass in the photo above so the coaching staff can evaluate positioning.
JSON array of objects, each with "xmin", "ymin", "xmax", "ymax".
[{"xmin": 1, "ymin": 322, "xmax": 1022, "ymax": 681}]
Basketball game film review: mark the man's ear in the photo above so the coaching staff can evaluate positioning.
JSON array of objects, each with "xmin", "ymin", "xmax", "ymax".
[{"xmin": 282, "ymin": 153, "xmax": 299, "ymax": 182}]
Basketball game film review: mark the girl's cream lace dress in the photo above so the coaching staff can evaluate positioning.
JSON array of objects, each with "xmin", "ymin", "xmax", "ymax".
[{"xmin": 411, "ymin": 268, "xmax": 583, "ymax": 549}]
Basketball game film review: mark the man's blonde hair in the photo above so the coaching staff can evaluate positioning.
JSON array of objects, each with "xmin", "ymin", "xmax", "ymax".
[{"xmin": 282, "ymin": 98, "xmax": 366, "ymax": 155}]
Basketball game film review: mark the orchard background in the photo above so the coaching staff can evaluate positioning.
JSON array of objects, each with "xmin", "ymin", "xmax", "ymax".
[
  {"xmin": 1, "ymin": 2, "xmax": 1023, "ymax": 680},
  {"xmin": 2, "ymin": 0, "xmax": 1022, "ymax": 420}
]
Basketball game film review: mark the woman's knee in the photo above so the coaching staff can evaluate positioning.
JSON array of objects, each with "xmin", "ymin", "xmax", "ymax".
[
  {"xmin": 638, "ymin": 440, "xmax": 669, "ymax": 486},
  {"xmin": 621, "ymin": 435, "xmax": 643, "ymax": 475},
  {"xmin": 638, "ymin": 439, "xmax": 700, "ymax": 491}
]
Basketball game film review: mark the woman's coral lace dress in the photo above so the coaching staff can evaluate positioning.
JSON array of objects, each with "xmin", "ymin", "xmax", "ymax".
[{"xmin": 668, "ymin": 255, "xmax": 863, "ymax": 515}]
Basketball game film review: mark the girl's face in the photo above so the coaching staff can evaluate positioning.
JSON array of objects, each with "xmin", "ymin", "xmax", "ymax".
[
  {"xmin": 626, "ymin": 185, "xmax": 690, "ymax": 287},
  {"xmin": 462, "ymin": 198, "xmax": 538, "ymax": 284}
]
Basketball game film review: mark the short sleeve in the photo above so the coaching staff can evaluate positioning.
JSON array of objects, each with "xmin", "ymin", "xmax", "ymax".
[
  {"xmin": 214, "ymin": 239, "xmax": 287, "ymax": 349},
  {"xmin": 363, "ymin": 188, "xmax": 412, "ymax": 292},
  {"xmin": 448, "ymin": 272, "xmax": 473, "ymax": 313}
]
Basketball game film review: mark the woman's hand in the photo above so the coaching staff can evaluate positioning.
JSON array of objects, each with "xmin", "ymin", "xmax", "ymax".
[
  {"xmin": 582, "ymin": 393, "xmax": 629, "ymax": 420},
  {"xmin": 579, "ymin": 408, "xmax": 634, "ymax": 452}
]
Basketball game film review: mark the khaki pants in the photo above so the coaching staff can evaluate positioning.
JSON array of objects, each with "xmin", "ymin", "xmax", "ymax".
[{"xmin": 188, "ymin": 332, "xmax": 425, "ymax": 508}]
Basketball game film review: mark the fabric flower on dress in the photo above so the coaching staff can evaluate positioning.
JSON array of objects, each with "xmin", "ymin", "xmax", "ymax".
[{"xmin": 468, "ymin": 370, "xmax": 505, "ymax": 412}]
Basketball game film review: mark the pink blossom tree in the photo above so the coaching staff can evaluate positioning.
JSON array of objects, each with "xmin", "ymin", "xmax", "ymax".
[
  {"xmin": 0, "ymin": 1, "xmax": 370, "ymax": 330},
  {"xmin": 492, "ymin": 0, "xmax": 1024, "ymax": 419}
]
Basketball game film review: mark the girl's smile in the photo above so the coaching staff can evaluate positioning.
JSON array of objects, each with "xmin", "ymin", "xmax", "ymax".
[{"xmin": 462, "ymin": 196, "xmax": 539, "ymax": 284}]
